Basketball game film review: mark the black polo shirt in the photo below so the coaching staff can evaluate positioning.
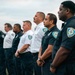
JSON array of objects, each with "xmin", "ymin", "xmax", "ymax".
[
  {"xmin": 41, "ymin": 26, "xmax": 59, "ymax": 58},
  {"xmin": 0, "ymin": 31, "xmax": 5, "ymax": 47},
  {"xmin": 12, "ymin": 31, "xmax": 23, "ymax": 52},
  {"xmin": 52, "ymin": 16, "xmax": 75, "ymax": 63}
]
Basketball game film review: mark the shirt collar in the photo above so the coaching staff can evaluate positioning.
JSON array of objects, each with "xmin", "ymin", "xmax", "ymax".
[
  {"xmin": 36, "ymin": 22, "xmax": 44, "ymax": 28},
  {"xmin": 61, "ymin": 16, "xmax": 75, "ymax": 28},
  {"xmin": 48, "ymin": 26, "xmax": 56, "ymax": 32},
  {"xmin": 24, "ymin": 30, "xmax": 31, "ymax": 34}
]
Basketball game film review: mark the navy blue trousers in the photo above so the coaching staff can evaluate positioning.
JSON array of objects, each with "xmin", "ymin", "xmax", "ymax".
[
  {"xmin": 0, "ymin": 48, "xmax": 6, "ymax": 75},
  {"xmin": 33, "ymin": 53, "xmax": 42, "ymax": 75},
  {"xmin": 20, "ymin": 52, "xmax": 33, "ymax": 75},
  {"xmin": 4, "ymin": 48, "xmax": 15, "ymax": 75},
  {"xmin": 55, "ymin": 62, "xmax": 75, "ymax": 75}
]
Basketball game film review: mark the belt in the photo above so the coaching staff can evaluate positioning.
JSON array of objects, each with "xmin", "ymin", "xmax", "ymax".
[
  {"xmin": 32, "ymin": 52, "xmax": 38, "ymax": 56},
  {"xmin": 19, "ymin": 51, "xmax": 31, "ymax": 55},
  {"xmin": 4, "ymin": 48, "xmax": 12, "ymax": 50}
]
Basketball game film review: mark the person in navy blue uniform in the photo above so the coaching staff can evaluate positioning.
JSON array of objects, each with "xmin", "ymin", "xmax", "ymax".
[
  {"xmin": 12, "ymin": 23, "xmax": 23, "ymax": 75},
  {"xmin": 50, "ymin": 1, "xmax": 75, "ymax": 75},
  {"xmin": 37, "ymin": 13, "xmax": 59, "ymax": 75},
  {"xmin": 0, "ymin": 31, "xmax": 6, "ymax": 75}
]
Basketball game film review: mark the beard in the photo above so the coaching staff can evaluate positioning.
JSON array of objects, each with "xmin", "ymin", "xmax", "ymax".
[{"xmin": 59, "ymin": 15, "xmax": 67, "ymax": 22}]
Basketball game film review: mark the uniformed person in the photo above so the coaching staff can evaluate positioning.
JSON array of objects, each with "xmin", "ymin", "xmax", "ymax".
[
  {"xmin": 15, "ymin": 20, "xmax": 33, "ymax": 75},
  {"xmin": 0, "ymin": 31, "xmax": 6, "ymax": 75},
  {"xmin": 30, "ymin": 12, "xmax": 47, "ymax": 75},
  {"xmin": 37, "ymin": 13, "xmax": 59, "ymax": 75},
  {"xmin": 12, "ymin": 23, "xmax": 23, "ymax": 75},
  {"xmin": 3, "ymin": 23, "xmax": 15, "ymax": 75},
  {"xmin": 50, "ymin": 1, "xmax": 75, "ymax": 75}
]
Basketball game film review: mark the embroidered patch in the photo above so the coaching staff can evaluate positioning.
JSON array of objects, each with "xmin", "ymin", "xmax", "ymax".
[
  {"xmin": 28, "ymin": 35, "xmax": 32, "ymax": 40},
  {"xmin": 2, "ymin": 35, "xmax": 4, "ymax": 38},
  {"xmin": 52, "ymin": 31, "xmax": 58, "ymax": 38},
  {"xmin": 43, "ymin": 28, "xmax": 48, "ymax": 32},
  {"xmin": 11, "ymin": 33, "xmax": 14, "ymax": 36},
  {"xmin": 67, "ymin": 27, "xmax": 75, "ymax": 38}
]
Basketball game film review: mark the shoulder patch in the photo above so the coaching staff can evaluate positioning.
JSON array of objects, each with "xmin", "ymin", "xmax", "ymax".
[
  {"xmin": 52, "ymin": 31, "xmax": 58, "ymax": 39},
  {"xmin": 11, "ymin": 33, "xmax": 15, "ymax": 36},
  {"xmin": 67, "ymin": 27, "xmax": 75, "ymax": 38},
  {"xmin": 28, "ymin": 35, "xmax": 32, "ymax": 40},
  {"xmin": 42, "ymin": 28, "xmax": 48, "ymax": 32},
  {"xmin": 2, "ymin": 34, "xmax": 5, "ymax": 38}
]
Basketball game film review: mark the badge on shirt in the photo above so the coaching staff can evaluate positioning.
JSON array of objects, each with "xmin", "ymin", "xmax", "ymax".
[
  {"xmin": 28, "ymin": 35, "xmax": 32, "ymax": 40},
  {"xmin": 11, "ymin": 33, "xmax": 14, "ymax": 36},
  {"xmin": 67, "ymin": 27, "xmax": 75, "ymax": 38},
  {"xmin": 43, "ymin": 28, "xmax": 48, "ymax": 32},
  {"xmin": 52, "ymin": 31, "xmax": 58, "ymax": 39},
  {"xmin": 2, "ymin": 35, "xmax": 4, "ymax": 38}
]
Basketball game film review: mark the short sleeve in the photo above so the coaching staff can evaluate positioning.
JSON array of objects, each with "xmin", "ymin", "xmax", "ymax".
[
  {"xmin": 61, "ymin": 27, "xmax": 75, "ymax": 51},
  {"xmin": 39, "ymin": 27, "xmax": 48, "ymax": 38},
  {"xmin": 49, "ymin": 31, "xmax": 59, "ymax": 45},
  {"xmin": 24, "ymin": 35, "xmax": 33, "ymax": 45}
]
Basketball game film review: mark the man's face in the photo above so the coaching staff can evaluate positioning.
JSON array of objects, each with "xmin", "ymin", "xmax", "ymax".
[
  {"xmin": 43, "ymin": 15, "xmax": 51, "ymax": 27},
  {"xmin": 13, "ymin": 25, "xmax": 18, "ymax": 33},
  {"xmin": 58, "ymin": 4, "xmax": 67, "ymax": 21},
  {"xmin": 4, "ymin": 25, "xmax": 9, "ymax": 32},
  {"xmin": 22, "ymin": 22, "xmax": 29, "ymax": 32},
  {"xmin": 33, "ymin": 13, "xmax": 40, "ymax": 24}
]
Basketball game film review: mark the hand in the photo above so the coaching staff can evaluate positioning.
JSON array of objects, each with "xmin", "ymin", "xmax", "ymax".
[
  {"xmin": 37, "ymin": 59, "xmax": 44, "ymax": 67},
  {"xmin": 15, "ymin": 51, "xmax": 20, "ymax": 58},
  {"xmin": 50, "ymin": 67, "xmax": 56, "ymax": 73}
]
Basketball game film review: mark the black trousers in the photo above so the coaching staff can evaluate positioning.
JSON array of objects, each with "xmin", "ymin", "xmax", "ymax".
[
  {"xmin": 32, "ymin": 52, "xmax": 42, "ymax": 75},
  {"xmin": 4, "ymin": 48, "xmax": 15, "ymax": 75},
  {"xmin": 42, "ymin": 59, "xmax": 55, "ymax": 75},
  {"xmin": 0, "ymin": 48, "xmax": 6, "ymax": 75},
  {"xmin": 56, "ymin": 62, "xmax": 75, "ymax": 75},
  {"xmin": 20, "ymin": 52, "xmax": 34, "ymax": 75}
]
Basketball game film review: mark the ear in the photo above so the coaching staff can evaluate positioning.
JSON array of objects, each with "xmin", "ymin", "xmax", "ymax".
[
  {"xmin": 66, "ymin": 8, "xmax": 70, "ymax": 14},
  {"xmin": 50, "ymin": 20, "xmax": 53, "ymax": 24}
]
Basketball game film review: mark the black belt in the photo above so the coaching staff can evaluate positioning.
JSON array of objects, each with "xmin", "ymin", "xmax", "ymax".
[
  {"xmin": 19, "ymin": 51, "xmax": 31, "ymax": 55},
  {"xmin": 32, "ymin": 52, "xmax": 38, "ymax": 56}
]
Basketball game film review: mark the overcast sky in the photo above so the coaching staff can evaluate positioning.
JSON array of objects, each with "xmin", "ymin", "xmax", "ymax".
[{"xmin": 0, "ymin": 0, "xmax": 74, "ymax": 32}]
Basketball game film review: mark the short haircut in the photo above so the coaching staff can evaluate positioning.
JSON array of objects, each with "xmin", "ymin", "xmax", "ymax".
[
  {"xmin": 37, "ymin": 12, "xmax": 45, "ymax": 20},
  {"xmin": 47, "ymin": 13, "xmax": 57, "ymax": 25},
  {"xmin": 23, "ymin": 20, "xmax": 32, "ymax": 26},
  {"xmin": 4, "ymin": 23, "xmax": 12, "ymax": 29},
  {"xmin": 61, "ymin": 1, "xmax": 75, "ymax": 14},
  {"xmin": 14, "ymin": 23, "xmax": 21, "ymax": 30}
]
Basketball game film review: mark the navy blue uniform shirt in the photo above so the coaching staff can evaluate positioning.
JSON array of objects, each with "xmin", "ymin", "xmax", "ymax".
[
  {"xmin": 52, "ymin": 16, "xmax": 75, "ymax": 63},
  {"xmin": 0, "ymin": 31, "xmax": 5, "ymax": 47},
  {"xmin": 41, "ymin": 26, "xmax": 59, "ymax": 60},
  {"xmin": 12, "ymin": 31, "xmax": 23, "ymax": 51}
]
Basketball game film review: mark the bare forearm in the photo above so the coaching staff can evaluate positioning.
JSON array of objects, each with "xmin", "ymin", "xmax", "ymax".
[
  {"xmin": 38, "ymin": 47, "xmax": 42, "ymax": 57},
  {"xmin": 41, "ymin": 49, "xmax": 52, "ymax": 60},
  {"xmin": 40, "ymin": 45, "xmax": 53, "ymax": 60},
  {"xmin": 51, "ymin": 47, "xmax": 70, "ymax": 67},
  {"xmin": 18, "ymin": 44, "xmax": 29, "ymax": 53}
]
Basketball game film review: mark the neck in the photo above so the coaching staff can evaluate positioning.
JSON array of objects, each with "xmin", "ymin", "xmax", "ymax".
[
  {"xmin": 48, "ymin": 24, "xmax": 55, "ymax": 30},
  {"xmin": 36, "ymin": 21, "xmax": 42, "ymax": 25},
  {"xmin": 24, "ymin": 29, "xmax": 31, "ymax": 33},
  {"xmin": 65, "ymin": 14, "xmax": 74, "ymax": 21}
]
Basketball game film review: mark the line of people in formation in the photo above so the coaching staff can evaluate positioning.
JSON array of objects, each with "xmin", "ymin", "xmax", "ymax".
[{"xmin": 0, "ymin": 0, "xmax": 75, "ymax": 75}]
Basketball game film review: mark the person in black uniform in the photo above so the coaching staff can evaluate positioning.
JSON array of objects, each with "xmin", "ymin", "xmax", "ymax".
[
  {"xmin": 37, "ymin": 13, "xmax": 59, "ymax": 75},
  {"xmin": 12, "ymin": 23, "xmax": 23, "ymax": 75},
  {"xmin": 50, "ymin": 1, "xmax": 75, "ymax": 75},
  {"xmin": 0, "ymin": 31, "xmax": 6, "ymax": 75}
]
